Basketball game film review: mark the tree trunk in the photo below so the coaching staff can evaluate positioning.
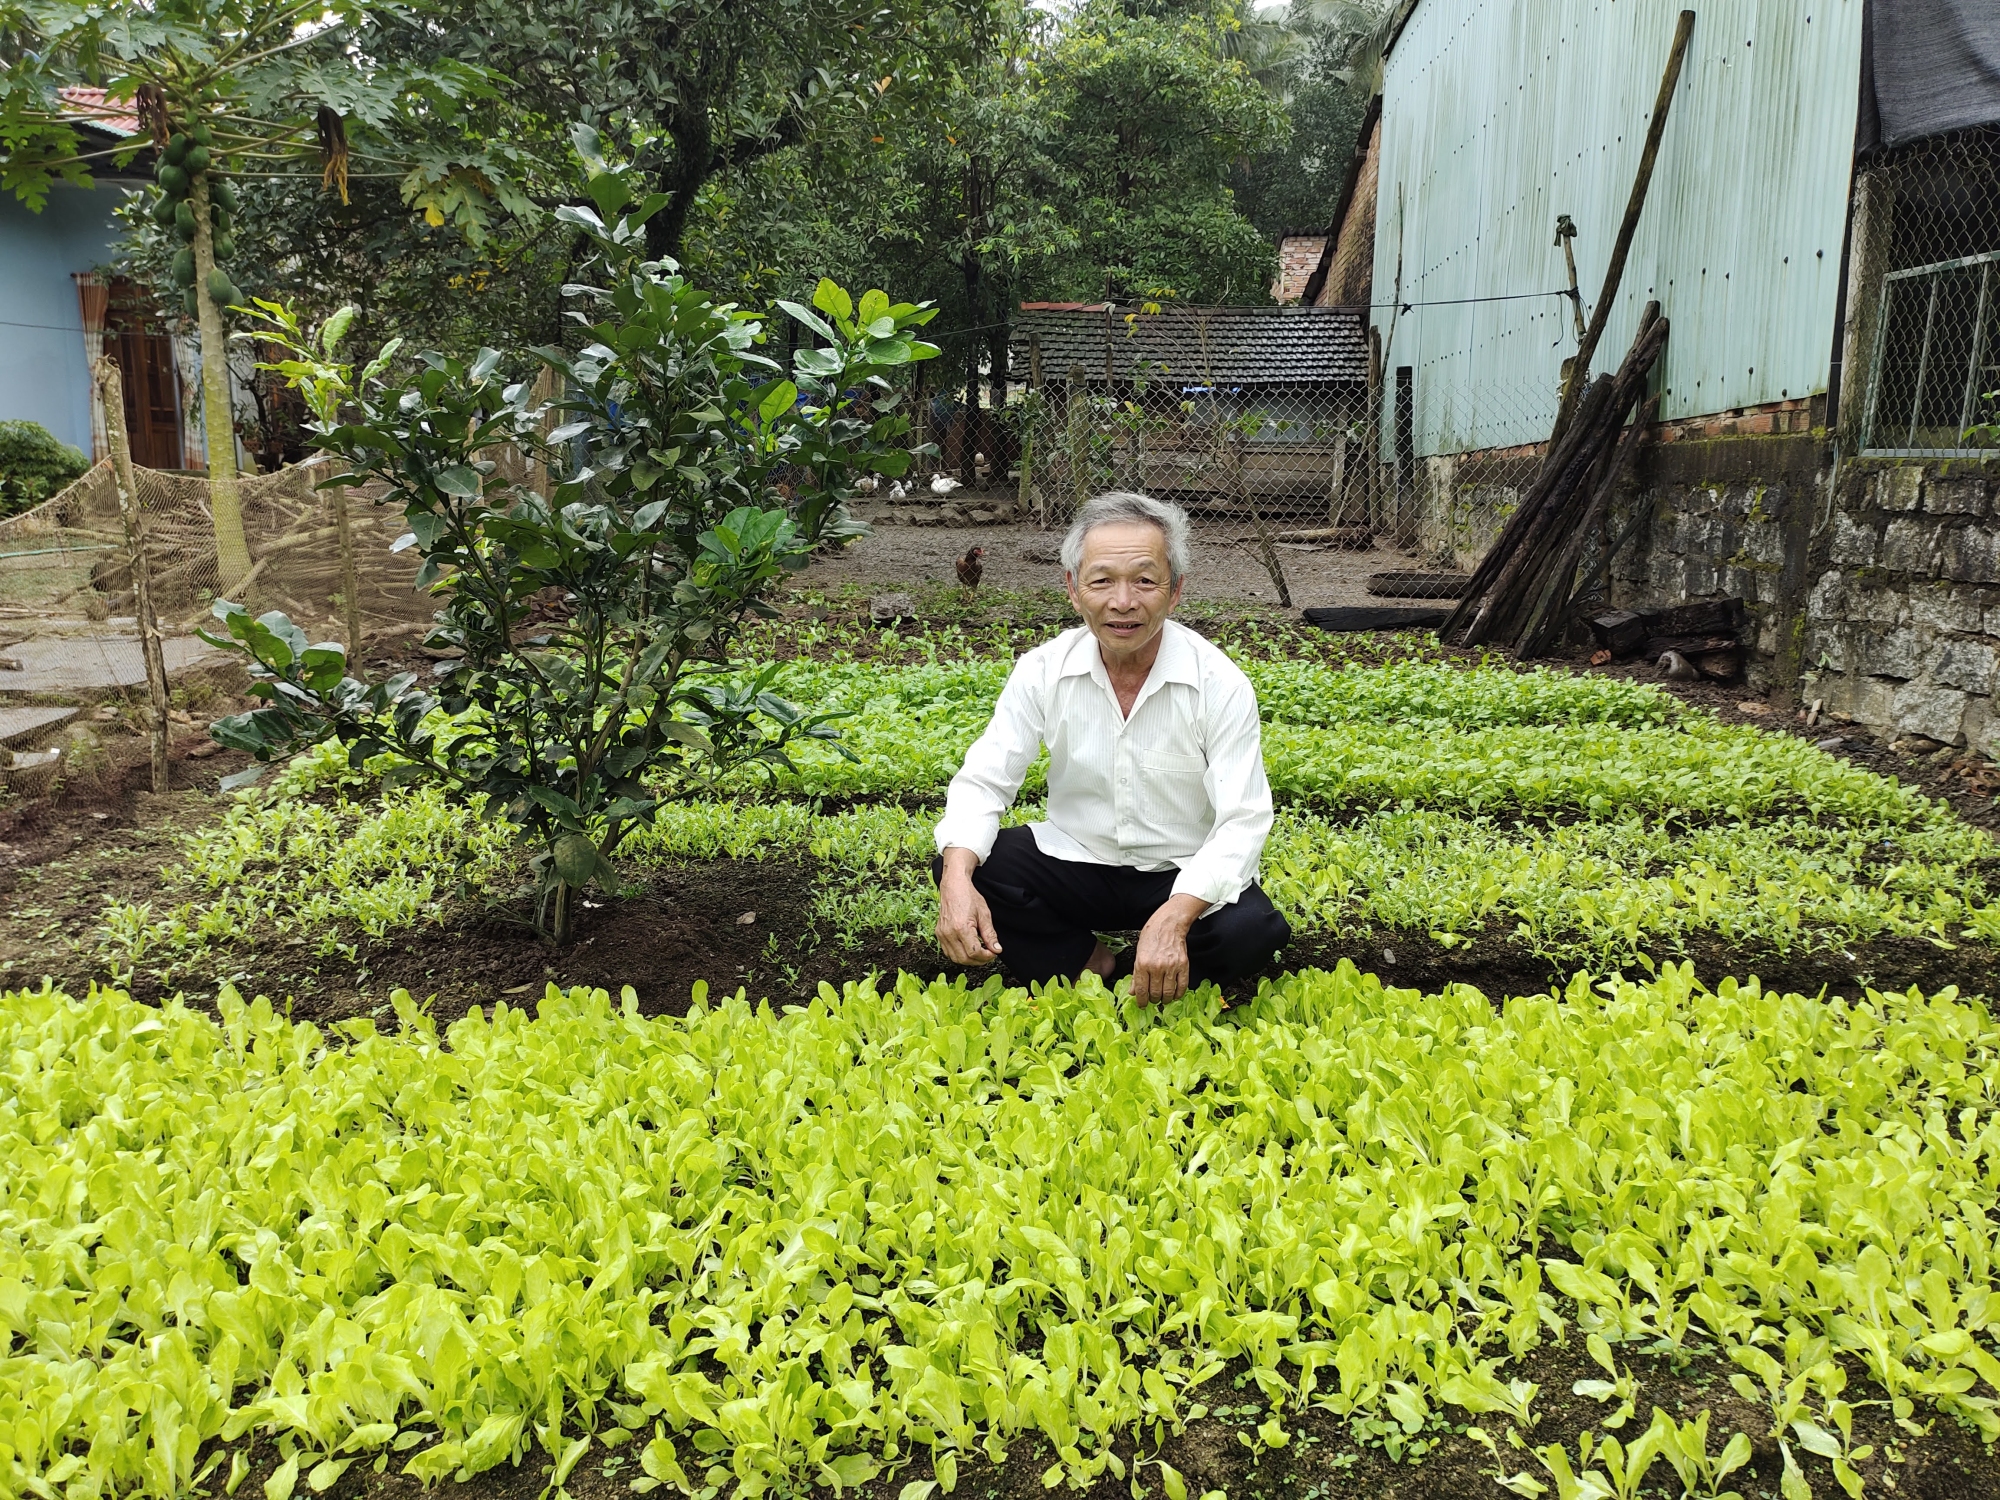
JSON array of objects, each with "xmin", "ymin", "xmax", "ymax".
[
  {"xmin": 646, "ymin": 100, "xmax": 714, "ymax": 265},
  {"xmin": 189, "ymin": 173, "xmax": 253, "ymax": 595}
]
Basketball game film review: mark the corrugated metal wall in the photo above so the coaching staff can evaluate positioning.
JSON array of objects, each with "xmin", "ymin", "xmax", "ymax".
[{"xmin": 1371, "ymin": 0, "xmax": 1864, "ymax": 454}]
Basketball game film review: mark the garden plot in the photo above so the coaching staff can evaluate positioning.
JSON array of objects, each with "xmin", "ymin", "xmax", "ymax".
[
  {"xmin": 85, "ymin": 597, "xmax": 2000, "ymax": 1012},
  {"xmin": 8, "ymin": 963, "xmax": 2000, "ymax": 1500},
  {"xmin": 11, "ymin": 595, "xmax": 2000, "ymax": 1500}
]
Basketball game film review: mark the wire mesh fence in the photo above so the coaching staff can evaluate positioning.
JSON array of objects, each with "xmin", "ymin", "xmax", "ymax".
[
  {"xmin": 1854, "ymin": 126, "xmax": 2000, "ymax": 457},
  {"xmin": 0, "ymin": 457, "xmax": 428, "ymax": 711},
  {"xmin": 994, "ymin": 305, "xmax": 1554, "ymax": 598}
]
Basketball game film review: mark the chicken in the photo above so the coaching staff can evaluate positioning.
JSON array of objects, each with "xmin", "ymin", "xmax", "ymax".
[
  {"xmin": 930, "ymin": 474, "xmax": 963, "ymax": 497},
  {"xmin": 955, "ymin": 545, "xmax": 985, "ymax": 589},
  {"xmin": 973, "ymin": 450, "xmax": 992, "ymax": 481}
]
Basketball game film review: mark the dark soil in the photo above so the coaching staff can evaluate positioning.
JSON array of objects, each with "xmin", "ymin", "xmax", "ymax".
[{"xmin": 149, "ymin": 857, "xmax": 970, "ymax": 1031}]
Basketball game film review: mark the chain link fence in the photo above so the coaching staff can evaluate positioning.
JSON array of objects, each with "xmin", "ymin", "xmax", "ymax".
[
  {"xmin": 1852, "ymin": 126, "xmax": 2000, "ymax": 457},
  {"xmin": 991, "ymin": 307, "xmax": 1552, "ymax": 596}
]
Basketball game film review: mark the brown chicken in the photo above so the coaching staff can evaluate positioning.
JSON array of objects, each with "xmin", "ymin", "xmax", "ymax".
[{"xmin": 955, "ymin": 545, "xmax": 986, "ymax": 589}]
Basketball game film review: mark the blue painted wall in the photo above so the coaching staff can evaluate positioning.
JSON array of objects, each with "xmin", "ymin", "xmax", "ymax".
[{"xmin": 0, "ymin": 181, "xmax": 132, "ymax": 455}]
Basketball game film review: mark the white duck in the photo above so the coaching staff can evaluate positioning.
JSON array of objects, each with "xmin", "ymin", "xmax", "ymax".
[{"xmin": 930, "ymin": 474, "xmax": 963, "ymax": 497}]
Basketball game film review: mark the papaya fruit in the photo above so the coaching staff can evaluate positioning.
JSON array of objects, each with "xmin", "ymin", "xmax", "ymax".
[
  {"xmin": 156, "ymin": 163, "xmax": 188, "ymax": 197},
  {"xmin": 212, "ymin": 233, "xmax": 236, "ymax": 262},
  {"xmin": 184, "ymin": 144, "xmax": 210, "ymax": 175},
  {"xmin": 163, "ymin": 134, "xmax": 190, "ymax": 166},
  {"xmin": 211, "ymin": 178, "xmax": 237, "ymax": 211},
  {"xmin": 175, "ymin": 200, "xmax": 197, "ymax": 240},
  {"xmin": 171, "ymin": 249, "xmax": 196, "ymax": 288}
]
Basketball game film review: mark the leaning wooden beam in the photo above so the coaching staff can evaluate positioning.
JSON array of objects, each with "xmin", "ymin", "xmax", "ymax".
[
  {"xmin": 96, "ymin": 358, "xmax": 172, "ymax": 794},
  {"xmin": 1550, "ymin": 9, "xmax": 1695, "ymax": 445}
]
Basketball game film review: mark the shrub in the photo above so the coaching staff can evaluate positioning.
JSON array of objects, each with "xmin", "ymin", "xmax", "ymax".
[
  {"xmin": 0, "ymin": 419, "xmax": 88, "ymax": 515},
  {"xmin": 202, "ymin": 154, "xmax": 940, "ymax": 942}
]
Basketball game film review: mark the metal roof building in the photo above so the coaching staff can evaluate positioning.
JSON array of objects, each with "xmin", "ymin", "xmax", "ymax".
[{"xmin": 1370, "ymin": 0, "xmax": 1867, "ymax": 454}]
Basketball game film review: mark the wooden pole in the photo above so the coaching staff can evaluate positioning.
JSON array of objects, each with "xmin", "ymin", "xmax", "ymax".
[
  {"xmin": 97, "ymin": 358, "xmax": 172, "ymax": 794},
  {"xmin": 1551, "ymin": 8, "xmax": 1695, "ymax": 444},
  {"xmin": 1021, "ymin": 332, "xmax": 1043, "ymax": 523}
]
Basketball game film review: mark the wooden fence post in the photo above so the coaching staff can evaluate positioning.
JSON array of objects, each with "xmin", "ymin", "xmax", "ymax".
[
  {"xmin": 1019, "ymin": 331, "xmax": 1042, "ymax": 522},
  {"xmin": 1065, "ymin": 363, "xmax": 1090, "ymax": 520},
  {"xmin": 97, "ymin": 358, "xmax": 172, "ymax": 794}
]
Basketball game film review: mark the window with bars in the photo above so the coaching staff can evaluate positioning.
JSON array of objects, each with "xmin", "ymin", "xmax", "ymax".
[{"xmin": 1858, "ymin": 128, "xmax": 2000, "ymax": 457}]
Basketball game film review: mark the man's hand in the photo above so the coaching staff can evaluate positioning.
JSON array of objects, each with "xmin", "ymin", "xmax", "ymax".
[
  {"xmin": 936, "ymin": 847, "xmax": 1003, "ymax": 966},
  {"xmin": 1131, "ymin": 894, "xmax": 1208, "ymax": 1004}
]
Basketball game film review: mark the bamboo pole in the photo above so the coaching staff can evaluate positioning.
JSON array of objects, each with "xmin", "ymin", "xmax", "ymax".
[{"xmin": 96, "ymin": 359, "xmax": 172, "ymax": 794}]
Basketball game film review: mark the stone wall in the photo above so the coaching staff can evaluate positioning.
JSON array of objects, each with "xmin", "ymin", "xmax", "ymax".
[
  {"xmin": 1608, "ymin": 440, "xmax": 2000, "ymax": 750},
  {"xmin": 1793, "ymin": 458, "xmax": 2000, "ymax": 750},
  {"xmin": 1607, "ymin": 431, "xmax": 1824, "ymax": 691}
]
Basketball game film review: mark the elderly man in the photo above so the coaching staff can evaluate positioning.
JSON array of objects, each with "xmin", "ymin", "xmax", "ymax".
[{"xmin": 933, "ymin": 491, "xmax": 1291, "ymax": 1003}]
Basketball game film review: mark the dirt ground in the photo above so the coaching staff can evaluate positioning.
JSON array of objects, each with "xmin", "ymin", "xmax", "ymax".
[{"xmin": 813, "ymin": 506, "xmax": 1421, "ymax": 608}]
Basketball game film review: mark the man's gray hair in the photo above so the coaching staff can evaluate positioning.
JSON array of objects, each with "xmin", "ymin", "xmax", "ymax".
[{"xmin": 1060, "ymin": 491, "xmax": 1193, "ymax": 584}]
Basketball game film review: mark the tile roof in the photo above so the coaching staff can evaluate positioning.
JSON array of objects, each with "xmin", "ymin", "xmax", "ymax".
[
  {"xmin": 1012, "ymin": 304, "xmax": 1367, "ymax": 388},
  {"xmin": 58, "ymin": 87, "xmax": 142, "ymax": 138}
]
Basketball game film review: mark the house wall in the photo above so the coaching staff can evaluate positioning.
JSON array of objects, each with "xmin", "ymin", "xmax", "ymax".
[
  {"xmin": 1313, "ymin": 112, "xmax": 1380, "ymax": 311},
  {"xmin": 0, "ymin": 181, "xmax": 129, "ymax": 453},
  {"xmin": 1371, "ymin": 0, "xmax": 1864, "ymax": 455}
]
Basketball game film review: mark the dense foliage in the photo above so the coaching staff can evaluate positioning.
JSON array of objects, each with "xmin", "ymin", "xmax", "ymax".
[
  {"xmin": 9, "ymin": 966, "xmax": 2000, "ymax": 1498},
  {"xmin": 0, "ymin": 419, "xmax": 88, "ymax": 515}
]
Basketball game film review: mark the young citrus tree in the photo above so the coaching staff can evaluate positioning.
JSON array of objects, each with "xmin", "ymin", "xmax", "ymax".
[
  {"xmin": 0, "ymin": 0, "xmax": 524, "ymax": 589},
  {"xmin": 201, "ymin": 168, "xmax": 939, "ymax": 942}
]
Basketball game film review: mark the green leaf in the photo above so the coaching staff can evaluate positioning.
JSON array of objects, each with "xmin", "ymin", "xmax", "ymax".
[
  {"xmin": 812, "ymin": 278, "xmax": 854, "ymax": 323},
  {"xmin": 758, "ymin": 380, "xmax": 799, "ymax": 425},
  {"xmin": 553, "ymin": 832, "xmax": 600, "ymax": 887},
  {"xmin": 434, "ymin": 465, "xmax": 482, "ymax": 497}
]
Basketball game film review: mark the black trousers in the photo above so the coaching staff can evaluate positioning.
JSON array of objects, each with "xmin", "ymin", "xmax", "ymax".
[{"xmin": 935, "ymin": 825, "xmax": 1291, "ymax": 988}]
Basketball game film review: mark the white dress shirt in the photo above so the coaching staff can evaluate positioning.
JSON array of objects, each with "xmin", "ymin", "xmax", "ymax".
[{"xmin": 934, "ymin": 620, "xmax": 1274, "ymax": 908}]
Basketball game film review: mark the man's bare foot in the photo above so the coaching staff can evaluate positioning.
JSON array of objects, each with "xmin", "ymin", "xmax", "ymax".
[{"xmin": 1083, "ymin": 940, "xmax": 1117, "ymax": 981}]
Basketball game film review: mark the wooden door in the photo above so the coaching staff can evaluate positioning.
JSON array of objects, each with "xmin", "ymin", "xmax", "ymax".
[{"xmin": 107, "ymin": 283, "xmax": 183, "ymax": 470}]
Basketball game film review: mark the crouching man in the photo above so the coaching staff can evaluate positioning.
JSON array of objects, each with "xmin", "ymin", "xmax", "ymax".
[{"xmin": 933, "ymin": 491, "xmax": 1291, "ymax": 1003}]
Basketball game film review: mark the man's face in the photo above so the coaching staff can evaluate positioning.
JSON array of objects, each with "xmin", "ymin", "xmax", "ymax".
[{"xmin": 1065, "ymin": 520, "xmax": 1184, "ymax": 664}]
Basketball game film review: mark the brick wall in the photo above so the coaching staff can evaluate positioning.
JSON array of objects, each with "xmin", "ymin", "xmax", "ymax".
[{"xmin": 1272, "ymin": 236, "xmax": 1328, "ymax": 305}]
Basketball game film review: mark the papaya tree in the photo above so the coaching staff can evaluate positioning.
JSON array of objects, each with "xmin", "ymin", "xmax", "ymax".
[
  {"xmin": 0, "ymin": 0, "xmax": 525, "ymax": 591},
  {"xmin": 200, "ymin": 167, "xmax": 940, "ymax": 942}
]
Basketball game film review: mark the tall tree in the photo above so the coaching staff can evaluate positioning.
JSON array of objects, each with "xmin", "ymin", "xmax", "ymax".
[
  {"xmin": 1228, "ymin": 0, "xmax": 1386, "ymax": 241},
  {"xmin": 0, "ymin": 0, "xmax": 523, "ymax": 586},
  {"xmin": 444, "ymin": 0, "xmax": 992, "ymax": 265}
]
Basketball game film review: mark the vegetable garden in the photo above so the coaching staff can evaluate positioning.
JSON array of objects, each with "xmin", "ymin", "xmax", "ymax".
[{"xmin": 11, "ymin": 592, "xmax": 2000, "ymax": 1500}]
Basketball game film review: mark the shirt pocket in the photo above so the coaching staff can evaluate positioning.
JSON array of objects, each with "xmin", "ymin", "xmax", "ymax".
[
  {"xmin": 1129, "ymin": 749, "xmax": 1212, "ymax": 841},
  {"xmin": 1133, "ymin": 748, "xmax": 1207, "ymax": 777}
]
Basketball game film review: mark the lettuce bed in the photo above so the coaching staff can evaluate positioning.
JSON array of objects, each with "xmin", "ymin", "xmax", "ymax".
[
  {"xmin": 93, "ymin": 657, "xmax": 2000, "ymax": 978},
  {"xmin": 7, "ymin": 967, "xmax": 2000, "ymax": 1498}
]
